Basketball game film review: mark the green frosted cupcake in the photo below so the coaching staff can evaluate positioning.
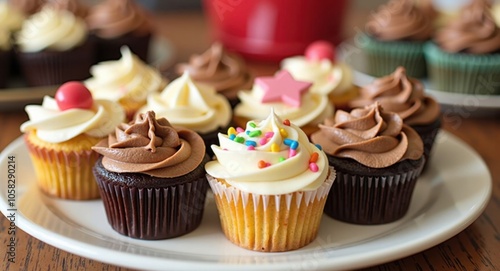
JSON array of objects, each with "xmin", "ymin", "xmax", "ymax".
[
  {"xmin": 423, "ymin": 0, "xmax": 500, "ymax": 95},
  {"xmin": 356, "ymin": 0, "xmax": 433, "ymax": 78}
]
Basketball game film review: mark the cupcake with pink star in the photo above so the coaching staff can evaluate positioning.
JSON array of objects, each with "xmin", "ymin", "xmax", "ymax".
[{"xmin": 234, "ymin": 70, "xmax": 333, "ymax": 137}]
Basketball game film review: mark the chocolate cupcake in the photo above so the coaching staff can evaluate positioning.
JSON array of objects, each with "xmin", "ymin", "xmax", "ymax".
[
  {"xmin": 349, "ymin": 67, "xmax": 441, "ymax": 168},
  {"xmin": 175, "ymin": 42, "xmax": 253, "ymax": 108},
  {"xmin": 311, "ymin": 103, "xmax": 425, "ymax": 224},
  {"xmin": 92, "ymin": 111, "xmax": 210, "ymax": 239}
]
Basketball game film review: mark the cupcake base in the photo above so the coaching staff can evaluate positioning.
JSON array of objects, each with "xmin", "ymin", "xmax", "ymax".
[
  {"xmin": 207, "ymin": 168, "xmax": 335, "ymax": 252},
  {"xmin": 411, "ymin": 117, "xmax": 441, "ymax": 169},
  {"xmin": 325, "ymin": 156, "xmax": 424, "ymax": 225},
  {"xmin": 93, "ymin": 155, "xmax": 210, "ymax": 240}
]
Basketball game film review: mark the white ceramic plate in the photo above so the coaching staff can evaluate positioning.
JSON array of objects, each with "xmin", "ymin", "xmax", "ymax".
[
  {"xmin": 0, "ymin": 35, "xmax": 174, "ymax": 111},
  {"xmin": 0, "ymin": 131, "xmax": 492, "ymax": 271},
  {"xmin": 338, "ymin": 42, "xmax": 500, "ymax": 117}
]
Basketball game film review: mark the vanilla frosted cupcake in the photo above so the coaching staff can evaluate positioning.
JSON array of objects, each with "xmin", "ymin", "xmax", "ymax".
[
  {"xmin": 281, "ymin": 41, "xmax": 358, "ymax": 109},
  {"xmin": 175, "ymin": 42, "xmax": 253, "ymax": 107},
  {"xmin": 137, "ymin": 71, "xmax": 231, "ymax": 155},
  {"xmin": 234, "ymin": 70, "xmax": 333, "ymax": 136},
  {"xmin": 85, "ymin": 46, "xmax": 167, "ymax": 120},
  {"xmin": 86, "ymin": 0, "xmax": 153, "ymax": 62},
  {"xmin": 205, "ymin": 110, "xmax": 335, "ymax": 252},
  {"xmin": 20, "ymin": 82, "xmax": 125, "ymax": 200},
  {"xmin": 15, "ymin": 5, "xmax": 94, "ymax": 86}
]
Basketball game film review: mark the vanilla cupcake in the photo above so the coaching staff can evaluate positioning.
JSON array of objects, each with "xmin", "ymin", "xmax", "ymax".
[
  {"xmin": 15, "ymin": 5, "xmax": 94, "ymax": 86},
  {"xmin": 85, "ymin": 46, "xmax": 168, "ymax": 120},
  {"xmin": 281, "ymin": 41, "xmax": 358, "ymax": 110},
  {"xmin": 137, "ymin": 71, "xmax": 231, "ymax": 156},
  {"xmin": 20, "ymin": 82, "xmax": 125, "ymax": 200},
  {"xmin": 234, "ymin": 70, "xmax": 333, "ymax": 137},
  {"xmin": 205, "ymin": 110, "xmax": 335, "ymax": 252}
]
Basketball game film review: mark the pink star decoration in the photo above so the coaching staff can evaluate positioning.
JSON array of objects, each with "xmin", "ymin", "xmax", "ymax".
[{"xmin": 256, "ymin": 70, "xmax": 312, "ymax": 107}]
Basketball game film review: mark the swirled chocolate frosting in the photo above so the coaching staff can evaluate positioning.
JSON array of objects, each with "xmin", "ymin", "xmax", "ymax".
[
  {"xmin": 435, "ymin": 0, "xmax": 500, "ymax": 54},
  {"xmin": 349, "ymin": 67, "xmax": 440, "ymax": 126},
  {"xmin": 365, "ymin": 0, "xmax": 433, "ymax": 41},
  {"xmin": 93, "ymin": 111, "xmax": 206, "ymax": 178},
  {"xmin": 86, "ymin": 0, "xmax": 152, "ymax": 38},
  {"xmin": 175, "ymin": 42, "xmax": 253, "ymax": 100},
  {"xmin": 311, "ymin": 103, "xmax": 423, "ymax": 168}
]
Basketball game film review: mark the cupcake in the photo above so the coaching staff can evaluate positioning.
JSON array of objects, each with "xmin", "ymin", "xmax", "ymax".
[
  {"xmin": 15, "ymin": 5, "xmax": 95, "ymax": 86},
  {"xmin": 310, "ymin": 102, "xmax": 424, "ymax": 225},
  {"xmin": 175, "ymin": 42, "xmax": 253, "ymax": 108},
  {"xmin": 92, "ymin": 111, "xmax": 210, "ymax": 240},
  {"xmin": 234, "ymin": 70, "xmax": 333, "ymax": 137},
  {"xmin": 84, "ymin": 46, "xmax": 168, "ymax": 120},
  {"xmin": 86, "ymin": 0, "xmax": 153, "ymax": 63},
  {"xmin": 424, "ymin": 0, "xmax": 500, "ymax": 95},
  {"xmin": 281, "ymin": 40, "xmax": 358, "ymax": 110},
  {"xmin": 136, "ymin": 71, "xmax": 231, "ymax": 157},
  {"xmin": 357, "ymin": 0, "xmax": 433, "ymax": 78},
  {"xmin": 20, "ymin": 82, "xmax": 125, "ymax": 200},
  {"xmin": 205, "ymin": 109, "xmax": 335, "ymax": 252},
  {"xmin": 349, "ymin": 67, "xmax": 441, "ymax": 167}
]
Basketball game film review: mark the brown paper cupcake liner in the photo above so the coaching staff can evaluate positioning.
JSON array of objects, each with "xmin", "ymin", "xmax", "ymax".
[
  {"xmin": 207, "ymin": 167, "xmax": 335, "ymax": 252},
  {"xmin": 93, "ymin": 157, "xmax": 209, "ymax": 240},
  {"xmin": 325, "ymin": 156, "xmax": 424, "ymax": 225},
  {"xmin": 24, "ymin": 135, "xmax": 101, "ymax": 200},
  {"xmin": 411, "ymin": 117, "xmax": 442, "ymax": 170}
]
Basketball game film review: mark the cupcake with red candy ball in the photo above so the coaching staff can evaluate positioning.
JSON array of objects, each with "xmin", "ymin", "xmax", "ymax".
[
  {"xmin": 92, "ymin": 111, "xmax": 210, "ymax": 239},
  {"xmin": 310, "ymin": 102, "xmax": 425, "ymax": 224},
  {"xmin": 281, "ymin": 40, "xmax": 358, "ymax": 110},
  {"xmin": 20, "ymin": 81, "xmax": 125, "ymax": 200}
]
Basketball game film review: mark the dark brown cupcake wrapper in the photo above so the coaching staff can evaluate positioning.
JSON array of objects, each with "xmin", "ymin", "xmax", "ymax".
[
  {"xmin": 325, "ymin": 156, "xmax": 425, "ymax": 225},
  {"xmin": 93, "ymin": 156, "xmax": 209, "ymax": 239},
  {"xmin": 411, "ymin": 117, "xmax": 442, "ymax": 169}
]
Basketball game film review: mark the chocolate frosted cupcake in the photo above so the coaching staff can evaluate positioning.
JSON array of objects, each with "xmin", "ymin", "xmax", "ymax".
[
  {"xmin": 424, "ymin": 0, "xmax": 500, "ymax": 95},
  {"xmin": 175, "ymin": 42, "xmax": 253, "ymax": 107},
  {"xmin": 86, "ymin": 0, "xmax": 153, "ymax": 63},
  {"xmin": 349, "ymin": 67, "xmax": 441, "ymax": 167},
  {"xmin": 311, "ymin": 103, "xmax": 424, "ymax": 224},
  {"xmin": 137, "ymin": 71, "xmax": 231, "ymax": 157},
  {"xmin": 92, "ymin": 111, "xmax": 210, "ymax": 239},
  {"xmin": 357, "ymin": 0, "xmax": 433, "ymax": 78}
]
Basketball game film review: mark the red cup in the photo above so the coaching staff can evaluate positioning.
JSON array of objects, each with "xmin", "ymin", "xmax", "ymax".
[{"xmin": 203, "ymin": 0, "xmax": 348, "ymax": 62}]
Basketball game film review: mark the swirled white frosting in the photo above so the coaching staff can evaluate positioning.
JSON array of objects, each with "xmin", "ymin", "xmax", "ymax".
[
  {"xmin": 20, "ymin": 96, "xmax": 125, "ymax": 143},
  {"xmin": 85, "ymin": 46, "xmax": 166, "ymax": 103},
  {"xmin": 205, "ymin": 110, "xmax": 329, "ymax": 195},
  {"xmin": 137, "ymin": 71, "xmax": 231, "ymax": 134},
  {"xmin": 235, "ymin": 82, "xmax": 333, "ymax": 127},
  {"xmin": 281, "ymin": 56, "xmax": 354, "ymax": 96},
  {"xmin": 16, "ymin": 6, "xmax": 87, "ymax": 52},
  {"xmin": 0, "ymin": 2, "xmax": 25, "ymax": 32}
]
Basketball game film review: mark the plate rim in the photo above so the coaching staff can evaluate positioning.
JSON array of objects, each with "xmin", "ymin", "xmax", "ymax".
[{"xmin": 0, "ymin": 131, "xmax": 492, "ymax": 271}]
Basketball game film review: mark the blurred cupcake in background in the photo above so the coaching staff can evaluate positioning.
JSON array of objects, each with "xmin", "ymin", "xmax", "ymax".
[
  {"xmin": 15, "ymin": 5, "xmax": 95, "ymax": 86},
  {"xmin": 234, "ymin": 70, "xmax": 333, "ymax": 137},
  {"xmin": 46, "ymin": 0, "xmax": 89, "ymax": 18},
  {"xmin": 8, "ymin": 0, "xmax": 45, "ymax": 16},
  {"xmin": 424, "ymin": 0, "xmax": 500, "ymax": 95},
  {"xmin": 281, "ymin": 40, "xmax": 358, "ymax": 110},
  {"xmin": 85, "ymin": 46, "xmax": 168, "ymax": 120},
  {"xmin": 137, "ymin": 71, "xmax": 231, "ymax": 157},
  {"xmin": 356, "ymin": 0, "xmax": 433, "ymax": 78},
  {"xmin": 0, "ymin": 27, "xmax": 12, "ymax": 88},
  {"xmin": 175, "ymin": 42, "xmax": 253, "ymax": 108},
  {"xmin": 86, "ymin": 0, "xmax": 153, "ymax": 62}
]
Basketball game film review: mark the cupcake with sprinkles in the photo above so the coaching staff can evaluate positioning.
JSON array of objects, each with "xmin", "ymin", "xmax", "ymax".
[{"xmin": 205, "ymin": 109, "xmax": 336, "ymax": 252}]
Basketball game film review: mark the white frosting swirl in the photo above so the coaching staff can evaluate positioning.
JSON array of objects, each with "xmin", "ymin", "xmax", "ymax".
[
  {"xmin": 281, "ymin": 56, "xmax": 354, "ymax": 96},
  {"xmin": 205, "ymin": 110, "xmax": 329, "ymax": 195},
  {"xmin": 16, "ymin": 6, "xmax": 87, "ymax": 52},
  {"xmin": 0, "ymin": 2, "xmax": 25, "ymax": 32},
  {"xmin": 85, "ymin": 46, "xmax": 166, "ymax": 103},
  {"xmin": 137, "ymin": 71, "xmax": 231, "ymax": 134},
  {"xmin": 20, "ymin": 96, "xmax": 125, "ymax": 143},
  {"xmin": 235, "ymin": 82, "xmax": 333, "ymax": 127}
]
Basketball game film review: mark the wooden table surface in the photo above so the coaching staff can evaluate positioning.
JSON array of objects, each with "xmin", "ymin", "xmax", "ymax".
[{"xmin": 1, "ymin": 8, "xmax": 500, "ymax": 271}]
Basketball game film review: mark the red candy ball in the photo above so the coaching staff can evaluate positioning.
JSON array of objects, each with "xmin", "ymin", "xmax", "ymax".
[
  {"xmin": 55, "ymin": 81, "xmax": 93, "ymax": 111},
  {"xmin": 305, "ymin": 40, "xmax": 335, "ymax": 62}
]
